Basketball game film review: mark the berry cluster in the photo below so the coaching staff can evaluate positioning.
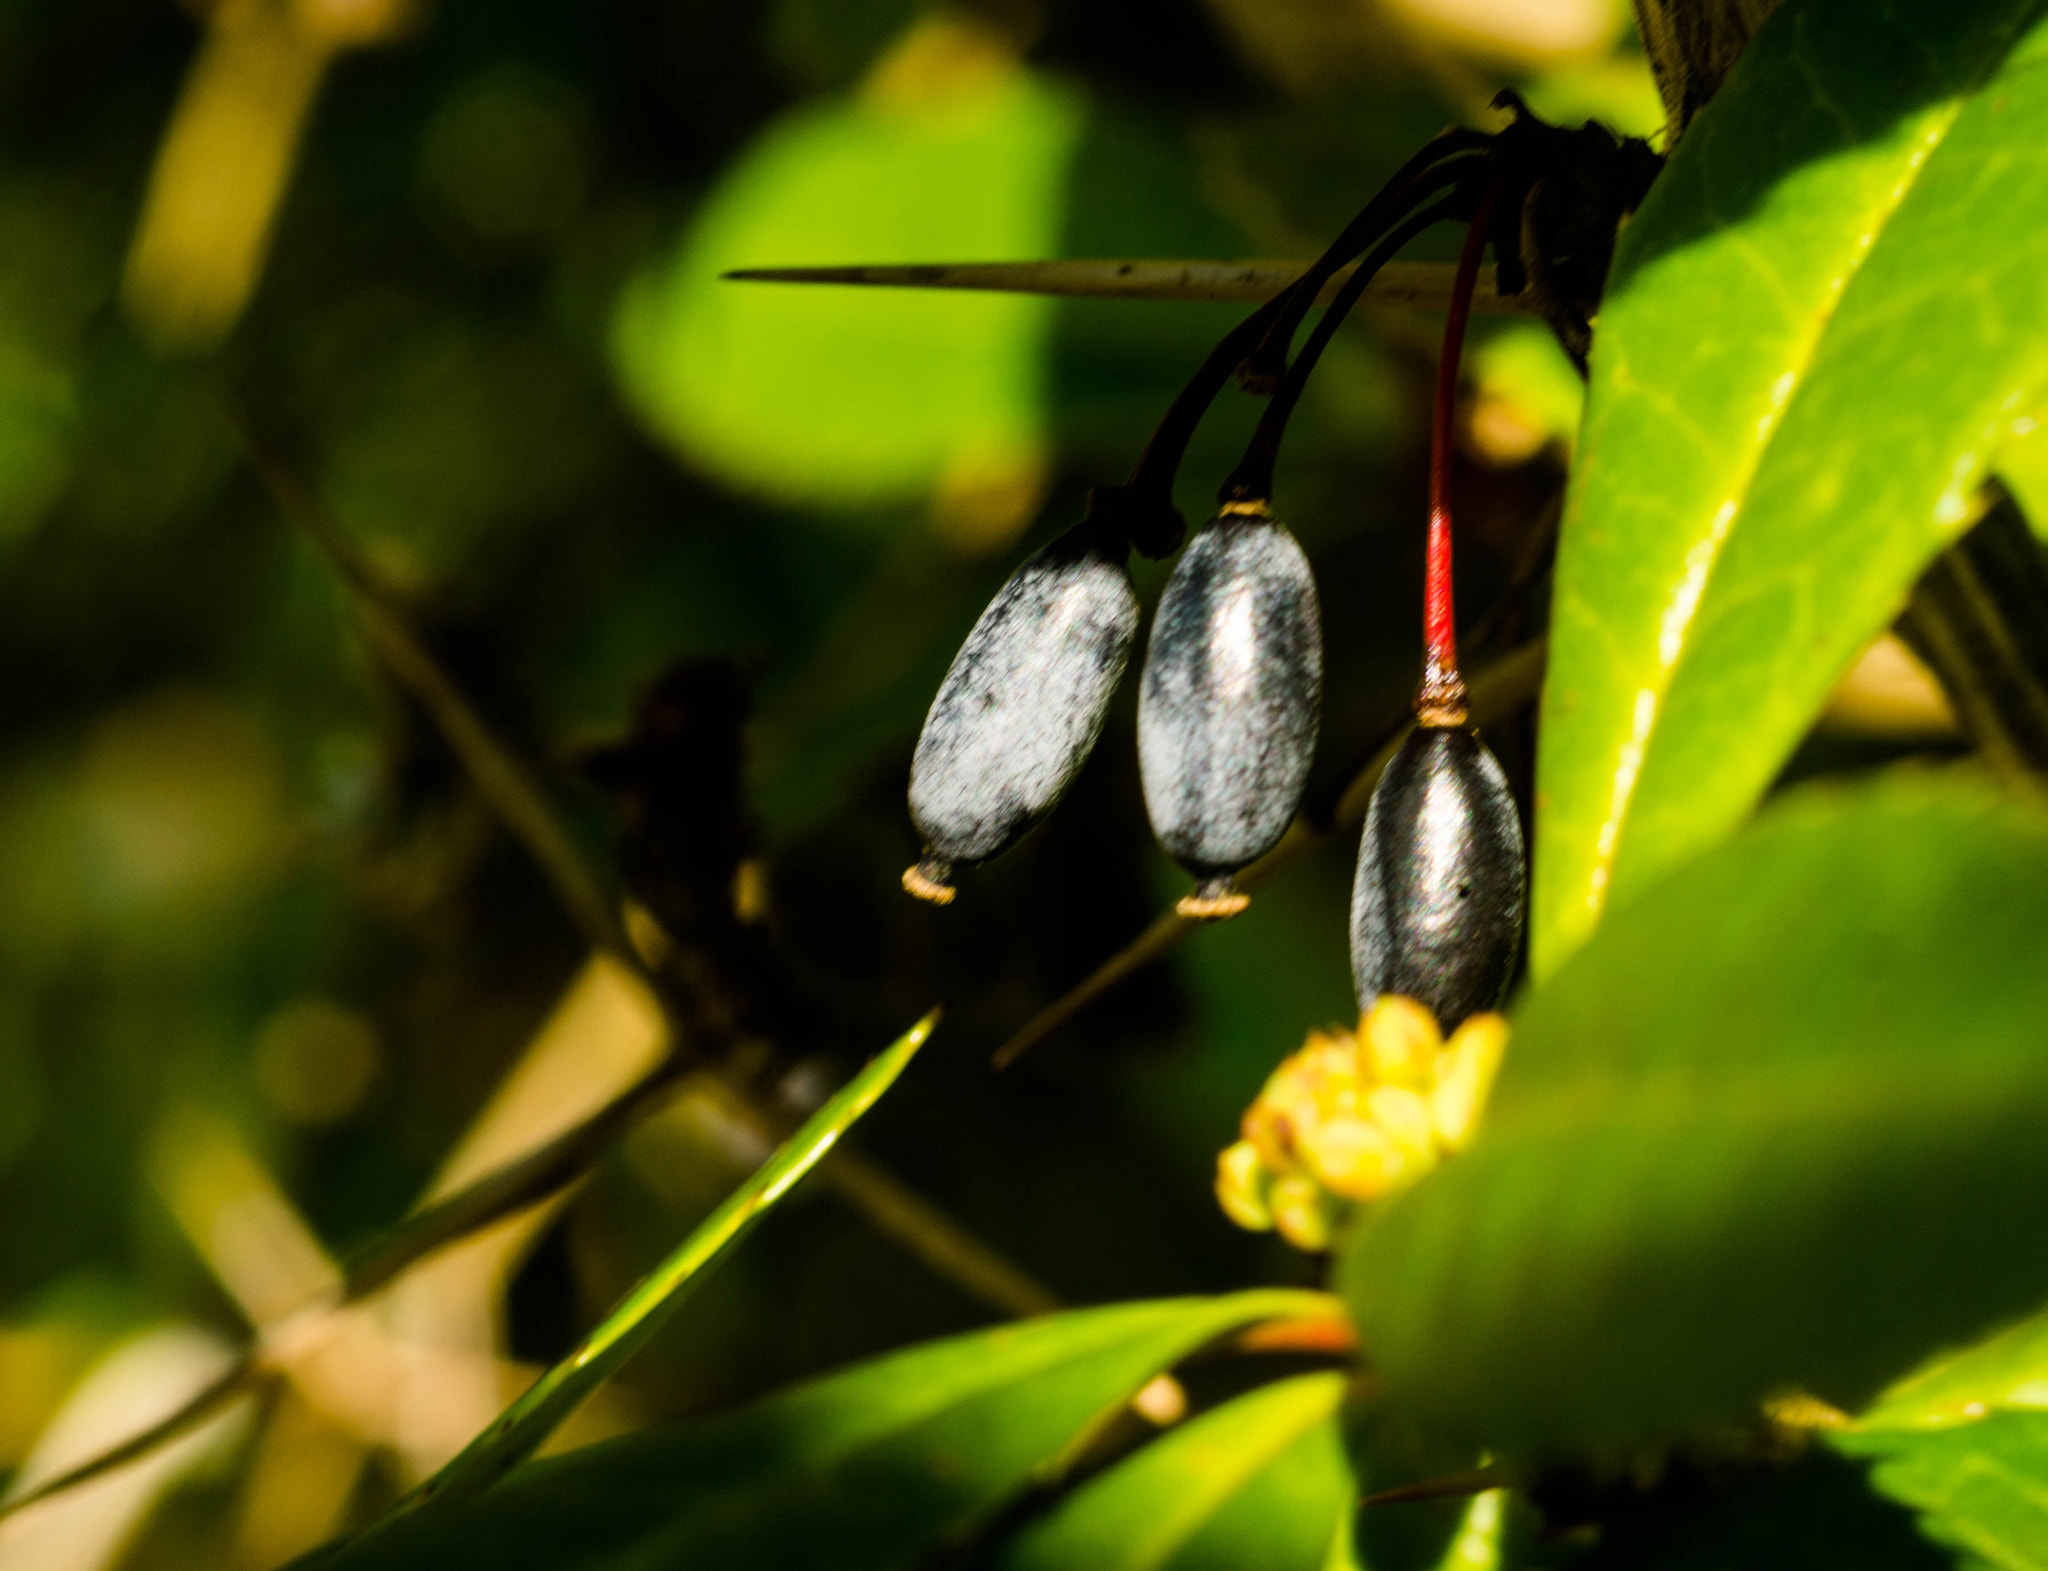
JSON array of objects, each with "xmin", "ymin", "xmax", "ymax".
[{"xmin": 903, "ymin": 99, "xmax": 1655, "ymax": 1023}]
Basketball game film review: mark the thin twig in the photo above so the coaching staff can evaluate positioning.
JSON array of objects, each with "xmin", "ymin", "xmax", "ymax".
[
  {"xmin": 0, "ymin": 408, "xmax": 1067, "ymax": 1527},
  {"xmin": 0, "ymin": 1049, "xmax": 1059, "ymax": 1529},
  {"xmin": 0, "ymin": 1363, "xmax": 273, "ymax": 1524},
  {"xmin": 1897, "ymin": 486, "xmax": 2048, "ymax": 780},
  {"xmin": 675, "ymin": 1074, "xmax": 1063, "ymax": 1319},
  {"xmin": 393, "ymin": 1012, "xmax": 939, "ymax": 1519},
  {"xmin": 723, "ymin": 259, "xmax": 1539, "ymax": 313},
  {"xmin": 1361, "ymin": 1465, "xmax": 1510, "ymax": 1508},
  {"xmin": 339, "ymin": 1059, "xmax": 692, "ymax": 1302},
  {"xmin": 992, "ymin": 640, "xmax": 1546, "ymax": 1069},
  {"xmin": 235, "ymin": 426, "xmax": 635, "ymax": 964},
  {"xmin": 820, "ymin": 1149, "xmax": 1063, "ymax": 1317},
  {"xmin": 2, "ymin": 1119, "xmax": 671, "ymax": 1527},
  {"xmin": 237, "ymin": 410, "xmax": 1058, "ymax": 1291}
]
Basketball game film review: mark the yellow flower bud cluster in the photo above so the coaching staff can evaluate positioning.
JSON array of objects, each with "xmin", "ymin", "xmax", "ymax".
[{"xmin": 1214, "ymin": 996, "xmax": 1508, "ymax": 1251}]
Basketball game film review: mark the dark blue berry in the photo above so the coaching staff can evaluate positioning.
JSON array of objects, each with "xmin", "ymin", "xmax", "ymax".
[
  {"xmin": 1350, "ymin": 724, "xmax": 1525, "ymax": 1026},
  {"xmin": 905, "ymin": 528, "xmax": 1138, "ymax": 903},
  {"xmin": 1138, "ymin": 502, "xmax": 1322, "ymax": 918}
]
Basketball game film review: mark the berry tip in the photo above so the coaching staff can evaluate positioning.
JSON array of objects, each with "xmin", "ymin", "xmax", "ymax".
[
  {"xmin": 902, "ymin": 858, "xmax": 957, "ymax": 905},
  {"xmin": 1176, "ymin": 876, "xmax": 1251, "ymax": 921}
]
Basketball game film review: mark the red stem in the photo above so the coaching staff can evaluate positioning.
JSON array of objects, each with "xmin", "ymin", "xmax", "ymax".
[{"xmin": 1423, "ymin": 181, "xmax": 1499, "ymax": 708}]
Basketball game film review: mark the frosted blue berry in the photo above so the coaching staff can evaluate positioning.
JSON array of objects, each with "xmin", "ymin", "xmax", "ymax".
[
  {"xmin": 905, "ymin": 528, "xmax": 1139, "ymax": 903},
  {"xmin": 1138, "ymin": 501, "xmax": 1322, "ymax": 918}
]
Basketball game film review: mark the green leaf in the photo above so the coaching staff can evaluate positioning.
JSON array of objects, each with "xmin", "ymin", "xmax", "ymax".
[
  {"xmin": 1326, "ymin": 1504, "xmax": 1365, "ymax": 1571},
  {"xmin": 1351, "ymin": 1488, "xmax": 1506, "ymax": 1571},
  {"xmin": 1533, "ymin": 0, "xmax": 2048, "ymax": 975},
  {"xmin": 998, "ymin": 1371, "xmax": 1350, "ymax": 1571},
  {"xmin": 396, "ymin": 1008, "xmax": 939, "ymax": 1517},
  {"xmin": 1841, "ymin": 1301, "xmax": 2048, "ymax": 1571},
  {"xmin": 610, "ymin": 67, "xmax": 1083, "ymax": 513},
  {"xmin": 1342, "ymin": 772, "xmax": 2048, "ymax": 1453},
  {"xmin": 1840, "ymin": 1290, "xmax": 2048, "ymax": 1570},
  {"xmin": 312, "ymin": 1291, "xmax": 1336, "ymax": 1570},
  {"xmin": 1863, "ymin": 1305, "xmax": 2048, "ymax": 1432},
  {"xmin": 1840, "ymin": 1413, "xmax": 2048, "ymax": 1570},
  {"xmin": 1430, "ymin": 1491, "xmax": 1507, "ymax": 1571}
]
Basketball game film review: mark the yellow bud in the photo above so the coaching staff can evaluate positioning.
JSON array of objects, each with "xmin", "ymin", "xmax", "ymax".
[
  {"xmin": 1216, "ymin": 1005, "xmax": 1509, "ymax": 1253},
  {"xmin": 1429, "ymin": 1013, "xmax": 1510, "ymax": 1150},
  {"xmin": 1366, "ymin": 1084, "xmax": 1436, "ymax": 1158},
  {"xmin": 1242, "ymin": 1034, "xmax": 1359, "ymax": 1171},
  {"xmin": 1238, "ymin": 1102, "xmax": 1292, "ymax": 1174},
  {"xmin": 1268, "ymin": 1173, "xmax": 1338, "ymax": 1252},
  {"xmin": 1297, "ymin": 1114, "xmax": 1413, "ymax": 1202},
  {"xmin": 1761, "ymin": 1387, "xmax": 1852, "ymax": 1431},
  {"xmin": 1301, "ymin": 1026, "xmax": 1352, "ymax": 1060},
  {"xmin": 1215, "ymin": 1140, "xmax": 1275, "ymax": 1232},
  {"xmin": 1362, "ymin": 995, "xmax": 1442, "ymax": 1086}
]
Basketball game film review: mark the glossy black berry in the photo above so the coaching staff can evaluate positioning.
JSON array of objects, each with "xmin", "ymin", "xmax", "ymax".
[
  {"xmin": 905, "ymin": 528, "xmax": 1139, "ymax": 903},
  {"xmin": 1350, "ymin": 724, "xmax": 1525, "ymax": 1027},
  {"xmin": 1138, "ymin": 502, "xmax": 1322, "ymax": 917}
]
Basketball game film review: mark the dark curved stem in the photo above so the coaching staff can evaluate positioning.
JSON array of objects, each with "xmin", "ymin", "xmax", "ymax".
[
  {"xmin": 1221, "ymin": 197, "xmax": 1461, "ymax": 507},
  {"xmin": 0, "ymin": 1363, "xmax": 268, "ymax": 1525},
  {"xmin": 1239, "ymin": 134, "xmax": 1492, "ymax": 390},
  {"xmin": 1124, "ymin": 290, "xmax": 1294, "ymax": 496},
  {"xmin": 1094, "ymin": 131, "xmax": 1493, "ymax": 558},
  {"xmin": 1362, "ymin": 1465, "xmax": 1511, "ymax": 1508}
]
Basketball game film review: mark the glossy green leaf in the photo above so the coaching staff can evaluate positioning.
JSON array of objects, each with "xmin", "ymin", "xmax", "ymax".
[
  {"xmin": 312, "ymin": 1291, "xmax": 1335, "ymax": 1570},
  {"xmin": 1350, "ymin": 1489, "xmax": 1503, "ymax": 1571},
  {"xmin": 1326, "ymin": 1504, "xmax": 1364, "ymax": 1571},
  {"xmin": 1863, "ymin": 1304, "xmax": 2048, "ymax": 1432},
  {"xmin": 1840, "ymin": 1298, "xmax": 2048, "ymax": 1570},
  {"xmin": 1534, "ymin": 0, "xmax": 2048, "ymax": 975},
  {"xmin": 1162, "ymin": 1402, "xmax": 1352, "ymax": 1571},
  {"xmin": 395, "ymin": 1008, "xmax": 938, "ymax": 1518},
  {"xmin": 999, "ymin": 1371, "xmax": 1349, "ymax": 1571},
  {"xmin": 611, "ymin": 66, "xmax": 1082, "ymax": 511},
  {"xmin": 1840, "ymin": 1412, "xmax": 2048, "ymax": 1569},
  {"xmin": 1431, "ymin": 1492, "xmax": 1507, "ymax": 1571},
  {"xmin": 1343, "ymin": 773, "xmax": 2048, "ymax": 1453}
]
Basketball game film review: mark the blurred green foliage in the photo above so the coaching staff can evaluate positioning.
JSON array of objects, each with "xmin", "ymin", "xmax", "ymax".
[
  {"xmin": 997, "ymin": 1368, "xmax": 1351, "ymax": 1571},
  {"xmin": 0, "ymin": 1, "xmax": 1601, "ymax": 1564},
  {"xmin": 37, "ymin": 1, "xmax": 2042, "ymax": 1568},
  {"xmin": 613, "ymin": 62, "xmax": 1085, "ymax": 513},
  {"xmin": 322, "ymin": 1292, "xmax": 1332, "ymax": 1570}
]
